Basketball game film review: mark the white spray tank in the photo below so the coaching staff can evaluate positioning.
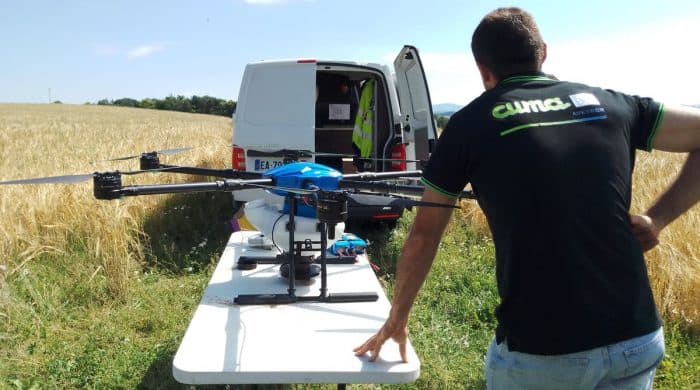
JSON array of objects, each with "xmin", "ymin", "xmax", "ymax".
[{"xmin": 243, "ymin": 198, "xmax": 345, "ymax": 253}]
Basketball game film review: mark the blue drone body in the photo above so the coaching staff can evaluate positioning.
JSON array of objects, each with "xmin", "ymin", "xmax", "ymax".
[
  {"xmin": 262, "ymin": 162, "xmax": 343, "ymax": 218},
  {"xmin": 263, "ymin": 162, "xmax": 342, "ymax": 193}
]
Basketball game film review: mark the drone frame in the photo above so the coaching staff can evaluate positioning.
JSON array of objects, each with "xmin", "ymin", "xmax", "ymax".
[{"xmin": 3, "ymin": 150, "xmax": 475, "ymax": 306}]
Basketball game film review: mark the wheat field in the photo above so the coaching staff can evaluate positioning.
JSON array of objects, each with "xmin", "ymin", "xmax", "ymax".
[
  {"xmin": 0, "ymin": 103, "xmax": 698, "ymax": 330},
  {"xmin": 0, "ymin": 104, "xmax": 232, "ymax": 297}
]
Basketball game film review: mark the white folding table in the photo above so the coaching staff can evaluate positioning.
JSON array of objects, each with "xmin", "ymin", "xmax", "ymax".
[{"xmin": 173, "ymin": 230, "xmax": 420, "ymax": 386}]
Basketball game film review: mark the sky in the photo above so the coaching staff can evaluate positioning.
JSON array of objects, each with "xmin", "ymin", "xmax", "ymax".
[{"xmin": 1, "ymin": 0, "xmax": 699, "ymax": 106}]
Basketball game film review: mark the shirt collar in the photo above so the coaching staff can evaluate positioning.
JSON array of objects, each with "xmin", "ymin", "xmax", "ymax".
[{"xmin": 499, "ymin": 72, "xmax": 556, "ymax": 85}]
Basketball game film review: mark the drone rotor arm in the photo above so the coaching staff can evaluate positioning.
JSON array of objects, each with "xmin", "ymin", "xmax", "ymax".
[
  {"xmin": 346, "ymin": 193, "xmax": 458, "ymax": 209},
  {"xmin": 339, "ymin": 180, "xmax": 425, "ymax": 196},
  {"xmin": 145, "ymin": 164, "xmax": 264, "ymax": 179},
  {"xmin": 341, "ymin": 170, "xmax": 423, "ymax": 181},
  {"xmin": 118, "ymin": 178, "xmax": 274, "ymax": 197}
]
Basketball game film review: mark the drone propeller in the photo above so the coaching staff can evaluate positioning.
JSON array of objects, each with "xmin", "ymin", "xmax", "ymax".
[
  {"xmin": 346, "ymin": 193, "xmax": 458, "ymax": 209},
  {"xmin": 94, "ymin": 147, "xmax": 194, "ymax": 163},
  {"xmin": 0, "ymin": 167, "xmax": 183, "ymax": 186},
  {"xmin": 0, "ymin": 174, "xmax": 95, "ymax": 185}
]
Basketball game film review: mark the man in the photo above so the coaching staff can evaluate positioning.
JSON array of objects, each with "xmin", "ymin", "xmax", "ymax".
[{"xmin": 354, "ymin": 7, "xmax": 700, "ymax": 389}]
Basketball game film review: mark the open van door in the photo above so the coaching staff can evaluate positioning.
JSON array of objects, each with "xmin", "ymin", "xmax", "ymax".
[{"xmin": 393, "ymin": 45, "xmax": 437, "ymax": 162}]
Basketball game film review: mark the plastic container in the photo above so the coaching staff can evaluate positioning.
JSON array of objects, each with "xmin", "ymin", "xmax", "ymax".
[{"xmin": 243, "ymin": 199, "xmax": 345, "ymax": 253}]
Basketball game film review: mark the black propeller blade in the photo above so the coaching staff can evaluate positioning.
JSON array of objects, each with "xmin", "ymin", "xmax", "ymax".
[
  {"xmin": 157, "ymin": 147, "xmax": 193, "ymax": 156},
  {"xmin": 95, "ymin": 147, "xmax": 194, "ymax": 163},
  {"xmin": 346, "ymin": 193, "xmax": 458, "ymax": 209},
  {"xmin": 0, "ymin": 174, "xmax": 95, "ymax": 185},
  {"xmin": 0, "ymin": 167, "xmax": 183, "ymax": 186}
]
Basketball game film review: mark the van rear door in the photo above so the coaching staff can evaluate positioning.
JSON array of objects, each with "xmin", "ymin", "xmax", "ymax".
[
  {"xmin": 393, "ymin": 46, "xmax": 437, "ymax": 162},
  {"xmin": 234, "ymin": 60, "xmax": 316, "ymax": 171}
]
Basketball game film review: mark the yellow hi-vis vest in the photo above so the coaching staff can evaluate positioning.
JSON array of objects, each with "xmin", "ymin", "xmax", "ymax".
[{"xmin": 353, "ymin": 79, "xmax": 375, "ymax": 158}]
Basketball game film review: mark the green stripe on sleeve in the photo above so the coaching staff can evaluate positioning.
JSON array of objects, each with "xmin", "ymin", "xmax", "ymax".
[
  {"xmin": 646, "ymin": 103, "xmax": 665, "ymax": 151},
  {"xmin": 420, "ymin": 177, "xmax": 460, "ymax": 198}
]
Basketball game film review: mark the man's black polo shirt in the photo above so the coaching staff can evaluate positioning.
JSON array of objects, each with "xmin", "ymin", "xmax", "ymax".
[{"xmin": 421, "ymin": 73, "xmax": 664, "ymax": 355}]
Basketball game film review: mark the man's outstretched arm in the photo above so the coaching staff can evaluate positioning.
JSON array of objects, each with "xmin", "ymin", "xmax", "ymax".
[
  {"xmin": 353, "ymin": 188, "xmax": 456, "ymax": 362},
  {"xmin": 631, "ymin": 105, "xmax": 700, "ymax": 250}
]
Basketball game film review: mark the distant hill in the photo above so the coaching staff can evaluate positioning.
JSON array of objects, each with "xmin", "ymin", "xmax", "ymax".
[{"xmin": 433, "ymin": 103, "xmax": 462, "ymax": 117}]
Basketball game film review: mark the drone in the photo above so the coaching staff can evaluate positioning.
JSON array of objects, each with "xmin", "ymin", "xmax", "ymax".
[{"xmin": 0, "ymin": 148, "xmax": 475, "ymax": 306}]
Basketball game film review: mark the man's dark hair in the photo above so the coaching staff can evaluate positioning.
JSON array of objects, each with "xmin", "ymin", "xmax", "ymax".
[{"xmin": 471, "ymin": 7, "xmax": 545, "ymax": 79}]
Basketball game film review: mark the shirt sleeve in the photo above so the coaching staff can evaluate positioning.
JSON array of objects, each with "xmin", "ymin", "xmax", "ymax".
[
  {"xmin": 628, "ymin": 95, "xmax": 665, "ymax": 151},
  {"xmin": 420, "ymin": 113, "xmax": 471, "ymax": 198}
]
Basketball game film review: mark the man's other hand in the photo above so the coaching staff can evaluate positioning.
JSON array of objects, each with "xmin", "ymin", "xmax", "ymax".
[{"xmin": 630, "ymin": 214, "xmax": 661, "ymax": 251}]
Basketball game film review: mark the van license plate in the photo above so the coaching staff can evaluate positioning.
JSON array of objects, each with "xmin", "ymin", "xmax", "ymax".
[{"xmin": 254, "ymin": 159, "xmax": 285, "ymax": 171}]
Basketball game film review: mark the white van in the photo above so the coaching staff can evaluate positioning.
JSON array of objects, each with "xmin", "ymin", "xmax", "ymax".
[{"xmin": 231, "ymin": 45, "xmax": 438, "ymax": 221}]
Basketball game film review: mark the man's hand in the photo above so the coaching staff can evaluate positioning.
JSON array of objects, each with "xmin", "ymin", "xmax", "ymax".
[
  {"xmin": 353, "ymin": 188, "xmax": 455, "ymax": 364},
  {"xmin": 630, "ymin": 214, "xmax": 661, "ymax": 251},
  {"xmin": 353, "ymin": 316, "xmax": 409, "ymax": 363}
]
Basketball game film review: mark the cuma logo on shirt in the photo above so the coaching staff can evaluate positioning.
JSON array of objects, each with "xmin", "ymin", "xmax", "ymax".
[{"xmin": 492, "ymin": 97, "xmax": 572, "ymax": 119}]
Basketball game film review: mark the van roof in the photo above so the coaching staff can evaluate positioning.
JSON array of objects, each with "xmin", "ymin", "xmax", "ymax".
[{"xmin": 249, "ymin": 59, "xmax": 385, "ymax": 69}]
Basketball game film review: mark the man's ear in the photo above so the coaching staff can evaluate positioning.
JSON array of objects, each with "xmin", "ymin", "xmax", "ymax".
[
  {"xmin": 476, "ymin": 62, "xmax": 497, "ymax": 90},
  {"xmin": 541, "ymin": 43, "xmax": 548, "ymax": 65}
]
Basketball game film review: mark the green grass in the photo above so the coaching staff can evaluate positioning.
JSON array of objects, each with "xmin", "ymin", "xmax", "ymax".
[{"xmin": 2, "ymin": 207, "xmax": 699, "ymax": 389}]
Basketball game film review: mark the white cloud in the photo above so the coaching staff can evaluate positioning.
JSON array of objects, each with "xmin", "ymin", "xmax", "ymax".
[
  {"xmin": 419, "ymin": 52, "xmax": 484, "ymax": 105},
  {"xmin": 127, "ymin": 45, "xmax": 164, "ymax": 60},
  {"xmin": 381, "ymin": 51, "xmax": 482, "ymax": 105},
  {"xmin": 545, "ymin": 18, "xmax": 699, "ymax": 105},
  {"xmin": 393, "ymin": 16, "xmax": 699, "ymax": 106}
]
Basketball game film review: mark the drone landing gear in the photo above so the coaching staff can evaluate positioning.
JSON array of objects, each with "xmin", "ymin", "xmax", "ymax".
[
  {"xmin": 236, "ymin": 240, "xmax": 356, "ymax": 279},
  {"xmin": 234, "ymin": 195, "xmax": 378, "ymax": 305}
]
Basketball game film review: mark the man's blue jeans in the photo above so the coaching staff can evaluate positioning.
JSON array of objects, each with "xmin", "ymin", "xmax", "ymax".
[{"xmin": 485, "ymin": 327, "xmax": 664, "ymax": 389}]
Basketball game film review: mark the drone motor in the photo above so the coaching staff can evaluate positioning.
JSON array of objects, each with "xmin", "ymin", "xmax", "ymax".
[
  {"xmin": 316, "ymin": 191, "xmax": 348, "ymax": 224},
  {"xmin": 93, "ymin": 172, "xmax": 122, "ymax": 200},
  {"xmin": 315, "ymin": 191, "xmax": 348, "ymax": 240},
  {"xmin": 139, "ymin": 152, "xmax": 160, "ymax": 171}
]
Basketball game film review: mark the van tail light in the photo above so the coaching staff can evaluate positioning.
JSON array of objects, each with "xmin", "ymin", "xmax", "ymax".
[
  {"xmin": 232, "ymin": 145, "xmax": 246, "ymax": 170},
  {"xmin": 390, "ymin": 144, "xmax": 407, "ymax": 171}
]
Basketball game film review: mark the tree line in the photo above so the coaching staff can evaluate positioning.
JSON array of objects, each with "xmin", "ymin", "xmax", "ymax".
[{"xmin": 93, "ymin": 95, "xmax": 237, "ymax": 117}]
